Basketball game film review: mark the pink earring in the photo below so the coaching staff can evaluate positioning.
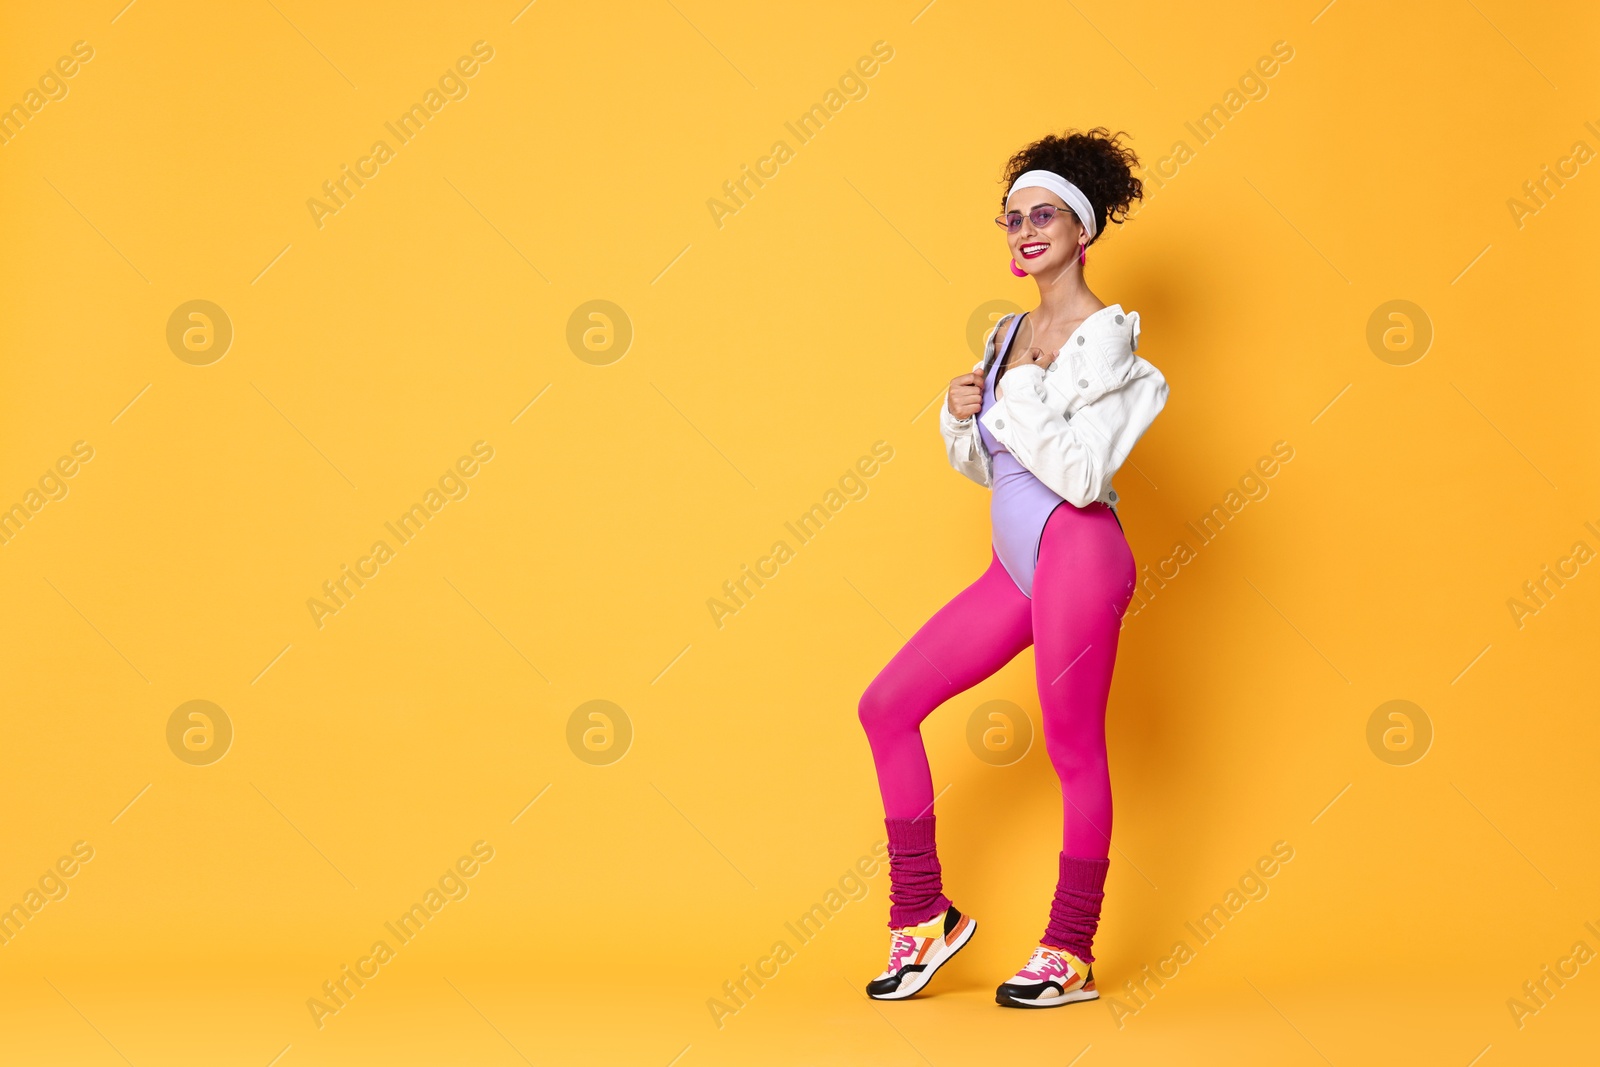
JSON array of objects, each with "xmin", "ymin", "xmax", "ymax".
[
  {"xmin": 1078, "ymin": 242, "xmax": 1087, "ymax": 265},
  {"xmin": 1010, "ymin": 258, "xmax": 1027, "ymax": 277}
]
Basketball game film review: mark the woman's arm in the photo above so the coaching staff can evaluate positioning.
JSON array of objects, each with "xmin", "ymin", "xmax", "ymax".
[
  {"xmin": 939, "ymin": 374, "xmax": 991, "ymax": 488},
  {"xmin": 938, "ymin": 316, "xmax": 1011, "ymax": 488}
]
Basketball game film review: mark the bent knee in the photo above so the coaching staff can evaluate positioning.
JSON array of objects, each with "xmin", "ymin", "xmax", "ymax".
[
  {"xmin": 858, "ymin": 679, "xmax": 923, "ymax": 739},
  {"xmin": 857, "ymin": 686, "xmax": 892, "ymax": 736}
]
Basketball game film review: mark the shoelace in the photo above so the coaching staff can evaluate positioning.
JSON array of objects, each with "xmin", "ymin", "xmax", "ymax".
[
  {"xmin": 886, "ymin": 930, "xmax": 919, "ymax": 968},
  {"xmin": 1020, "ymin": 947, "xmax": 1069, "ymax": 981}
]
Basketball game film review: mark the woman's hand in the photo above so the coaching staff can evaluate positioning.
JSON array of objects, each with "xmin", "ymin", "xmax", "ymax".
[
  {"xmin": 946, "ymin": 372, "xmax": 983, "ymax": 420},
  {"xmin": 990, "ymin": 348, "xmax": 1058, "ymax": 400}
]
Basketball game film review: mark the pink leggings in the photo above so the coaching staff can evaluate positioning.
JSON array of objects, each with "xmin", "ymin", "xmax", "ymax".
[{"xmin": 858, "ymin": 501, "xmax": 1136, "ymax": 857}]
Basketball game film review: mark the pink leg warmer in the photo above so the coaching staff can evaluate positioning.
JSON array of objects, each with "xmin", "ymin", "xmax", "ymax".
[
  {"xmin": 1042, "ymin": 853, "xmax": 1110, "ymax": 962},
  {"xmin": 884, "ymin": 815, "xmax": 952, "ymax": 928}
]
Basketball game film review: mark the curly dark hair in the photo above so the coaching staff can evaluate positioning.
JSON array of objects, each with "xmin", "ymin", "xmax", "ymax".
[{"xmin": 999, "ymin": 128, "xmax": 1143, "ymax": 244}]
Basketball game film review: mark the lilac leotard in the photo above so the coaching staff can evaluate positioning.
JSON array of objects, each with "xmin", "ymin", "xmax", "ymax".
[{"xmin": 977, "ymin": 313, "xmax": 1068, "ymax": 599}]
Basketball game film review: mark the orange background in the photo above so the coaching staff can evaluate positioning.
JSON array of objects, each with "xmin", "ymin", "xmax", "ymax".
[{"xmin": 1, "ymin": 1, "xmax": 1596, "ymax": 1064}]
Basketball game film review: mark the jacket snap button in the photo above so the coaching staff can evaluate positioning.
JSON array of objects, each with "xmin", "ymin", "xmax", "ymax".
[
  {"xmin": 995, "ymin": 419, "xmax": 1005, "ymax": 429},
  {"xmin": 1078, "ymin": 378, "xmax": 1089, "ymax": 388},
  {"xmin": 1115, "ymin": 314, "xmax": 1124, "ymax": 324},
  {"xmin": 1076, "ymin": 336, "xmax": 1085, "ymax": 345}
]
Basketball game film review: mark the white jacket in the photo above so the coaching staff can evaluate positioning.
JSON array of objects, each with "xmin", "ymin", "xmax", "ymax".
[{"xmin": 938, "ymin": 304, "xmax": 1168, "ymax": 510}]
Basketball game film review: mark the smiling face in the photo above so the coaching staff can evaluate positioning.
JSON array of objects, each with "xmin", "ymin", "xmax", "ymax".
[{"xmin": 1003, "ymin": 188, "xmax": 1086, "ymax": 277}]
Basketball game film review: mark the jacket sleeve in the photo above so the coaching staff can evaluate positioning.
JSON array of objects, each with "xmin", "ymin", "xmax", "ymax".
[
  {"xmin": 939, "ymin": 391, "xmax": 990, "ymax": 488},
  {"xmin": 984, "ymin": 354, "xmax": 1169, "ymax": 508},
  {"xmin": 939, "ymin": 316, "xmax": 1012, "ymax": 489}
]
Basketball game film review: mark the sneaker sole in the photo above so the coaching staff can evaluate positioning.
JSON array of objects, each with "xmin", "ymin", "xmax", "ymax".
[
  {"xmin": 868, "ymin": 916, "xmax": 978, "ymax": 1001},
  {"xmin": 996, "ymin": 987, "xmax": 1099, "ymax": 1009}
]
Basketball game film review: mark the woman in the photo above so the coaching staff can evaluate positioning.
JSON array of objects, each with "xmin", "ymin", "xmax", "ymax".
[{"xmin": 857, "ymin": 128, "xmax": 1168, "ymax": 1007}]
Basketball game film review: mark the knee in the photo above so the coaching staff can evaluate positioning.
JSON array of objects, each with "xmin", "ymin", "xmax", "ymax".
[
  {"xmin": 857, "ymin": 683, "xmax": 891, "ymax": 738},
  {"xmin": 1045, "ymin": 730, "xmax": 1108, "ymax": 778},
  {"xmin": 858, "ymin": 677, "xmax": 912, "ymax": 740}
]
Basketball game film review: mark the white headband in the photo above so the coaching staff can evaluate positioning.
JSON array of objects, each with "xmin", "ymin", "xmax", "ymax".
[{"xmin": 1007, "ymin": 170, "xmax": 1097, "ymax": 241}]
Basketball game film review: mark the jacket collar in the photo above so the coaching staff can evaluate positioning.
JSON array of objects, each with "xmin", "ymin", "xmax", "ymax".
[
  {"xmin": 1078, "ymin": 304, "xmax": 1140, "ymax": 384},
  {"xmin": 977, "ymin": 304, "xmax": 1142, "ymax": 378}
]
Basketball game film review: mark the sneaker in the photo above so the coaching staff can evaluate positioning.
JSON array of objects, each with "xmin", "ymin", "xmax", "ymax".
[
  {"xmin": 995, "ymin": 945, "xmax": 1098, "ymax": 1008},
  {"xmin": 865, "ymin": 905, "xmax": 977, "ymax": 1000}
]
